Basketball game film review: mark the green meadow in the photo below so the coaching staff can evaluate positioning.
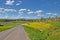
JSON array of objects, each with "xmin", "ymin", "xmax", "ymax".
[{"xmin": 23, "ymin": 21, "xmax": 60, "ymax": 40}]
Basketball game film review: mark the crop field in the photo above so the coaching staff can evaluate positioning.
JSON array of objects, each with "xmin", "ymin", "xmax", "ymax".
[
  {"xmin": 0, "ymin": 19, "xmax": 60, "ymax": 40},
  {"xmin": 23, "ymin": 21, "xmax": 60, "ymax": 40},
  {"xmin": 22, "ymin": 22, "xmax": 51, "ymax": 31}
]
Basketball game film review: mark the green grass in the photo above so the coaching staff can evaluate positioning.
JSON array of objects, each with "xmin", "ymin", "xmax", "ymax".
[
  {"xmin": 0, "ymin": 22, "xmax": 20, "ymax": 32},
  {"xmin": 23, "ymin": 21, "xmax": 60, "ymax": 40},
  {"xmin": 46, "ymin": 29, "xmax": 60, "ymax": 40},
  {"xmin": 0, "ymin": 21, "xmax": 26, "ymax": 32},
  {"xmin": 23, "ymin": 26, "xmax": 60, "ymax": 40},
  {"xmin": 0, "ymin": 20, "xmax": 60, "ymax": 40},
  {"xmin": 50, "ymin": 21, "xmax": 60, "ymax": 28},
  {"xmin": 23, "ymin": 26, "xmax": 50, "ymax": 40}
]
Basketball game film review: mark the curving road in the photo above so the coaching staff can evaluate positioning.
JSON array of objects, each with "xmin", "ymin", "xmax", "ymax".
[{"xmin": 0, "ymin": 25, "xmax": 30, "ymax": 40}]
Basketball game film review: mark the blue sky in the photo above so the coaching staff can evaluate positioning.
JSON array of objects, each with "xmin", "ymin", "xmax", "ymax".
[{"xmin": 0, "ymin": 0, "xmax": 60, "ymax": 19}]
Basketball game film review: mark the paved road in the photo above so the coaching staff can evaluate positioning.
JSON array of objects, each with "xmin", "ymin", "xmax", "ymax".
[{"xmin": 0, "ymin": 25, "xmax": 30, "ymax": 40}]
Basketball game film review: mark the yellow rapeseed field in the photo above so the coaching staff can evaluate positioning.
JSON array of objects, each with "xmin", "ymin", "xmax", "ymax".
[{"xmin": 24, "ymin": 22, "xmax": 52, "ymax": 31}]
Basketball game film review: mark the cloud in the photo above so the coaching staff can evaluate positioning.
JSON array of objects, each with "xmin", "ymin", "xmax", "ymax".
[
  {"xmin": 19, "ymin": 9, "xmax": 27, "ymax": 12},
  {"xmin": 19, "ymin": 9, "xmax": 31, "ymax": 12},
  {"xmin": 0, "ymin": 7, "xmax": 17, "ymax": 14},
  {"xmin": 5, "ymin": 0, "xmax": 15, "ymax": 5},
  {"xmin": 4, "ymin": 9, "xmax": 17, "ymax": 12},
  {"xmin": 27, "ymin": 11, "xmax": 34, "ymax": 14},
  {"xmin": 37, "ymin": 15, "xmax": 41, "ymax": 16},
  {"xmin": 18, "ymin": 11, "xmax": 23, "ymax": 14},
  {"xmin": 27, "ymin": 9, "xmax": 30, "ymax": 11},
  {"xmin": 18, "ymin": 9, "xmax": 43, "ymax": 14},
  {"xmin": 18, "ymin": 9, "xmax": 27, "ymax": 15},
  {"xmin": 20, "ymin": 17, "xmax": 24, "ymax": 18},
  {"xmin": 27, "ymin": 10, "xmax": 43, "ymax": 14},
  {"xmin": 35, "ymin": 10, "xmax": 43, "ymax": 14},
  {"xmin": 0, "ymin": 8, "xmax": 4, "ymax": 10},
  {"xmin": 0, "ymin": 8, "xmax": 4, "ymax": 12},
  {"xmin": 46, "ymin": 13, "xmax": 52, "ymax": 15},
  {"xmin": 46, "ymin": 13, "xmax": 57, "ymax": 16},
  {"xmin": 1, "ymin": 8, "xmax": 57, "ymax": 19},
  {"xmin": 37, "ymin": 14, "xmax": 44, "ymax": 17},
  {"xmin": 16, "ymin": 3, "xmax": 21, "ymax": 6},
  {"xmin": 25, "ymin": 17, "xmax": 30, "ymax": 19},
  {"xmin": 16, "ymin": 1, "xmax": 22, "ymax": 6},
  {"xmin": 19, "ymin": 9, "xmax": 43, "ymax": 15},
  {"xmin": 53, "ymin": 14, "xmax": 57, "ymax": 15},
  {"xmin": 5, "ymin": 0, "xmax": 22, "ymax": 6},
  {"xmin": 18, "ymin": 12, "xmax": 23, "ymax": 16}
]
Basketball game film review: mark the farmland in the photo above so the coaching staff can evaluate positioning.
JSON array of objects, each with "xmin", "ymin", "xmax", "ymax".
[
  {"xmin": 22, "ymin": 18, "xmax": 60, "ymax": 40},
  {"xmin": 0, "ymin": 17, "xmax": 60, "ymax": 40}
]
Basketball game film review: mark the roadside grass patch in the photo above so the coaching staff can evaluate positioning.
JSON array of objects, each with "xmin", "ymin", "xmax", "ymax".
[
  {"xmin": 23, "ymin": 26, "xmax": 48, "ymax": 40},
  {"xmin": 0, "ymin": 22, "xmax": 20, "ymax": 32},
  {"xmin": 23, "ymin": 25, "xmax": 60, "ymax": 40}
]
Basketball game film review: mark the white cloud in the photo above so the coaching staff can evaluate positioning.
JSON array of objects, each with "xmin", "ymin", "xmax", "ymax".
[
  {"xmin": 53, "ymin": 14, "xmax": 57, "ymax": 15},
  {"xmin": 27, "ymin": 11, "xmax": 34, "ymax": 14},
  {"xmin": 37, "ymin": 14, "xmax": 44, "ymax": 17},
  {"xmin": 16, "ymin": 3, "xmax": 21, "ymax": 5},
  {"xmin": 18, "ymin": 9, "xmax": 43, "ymax": 14},
  {"xmin": 18, "ymin": 9, "xmax": 26, "ymax": 15},
  {"xmin": 16, "ymin": 1, "xmax": 22, "ymax": 6},
  {"xmin": 0, "ymin": 7, "xmax": 17, "ymax": 13},
  {"xmin": 46, "ymin": 13, "xmax": 52, "ymax": 15},
  {"xmin": 27, "ymin": 10, "xmax": 43, "ymax": 14},
  {"xmin": 27, "ymin": 9, "xmax": 30, "ymax": 11},
  {"xmin": 35, "ymin": 10, "xmax": 43, "ymax": 13},
  {"xmin": 18, "ymin": 11, "xmax": 23, "ymax": 14},
  {"xmin": 19, "ymin": 9, "xmax": 27, "ymax": 12},
  {"xmin": 19, "ymin": 9, "xmax": 43, "ymax": 15},
  {"xmin": 4, "ymin": 9, "xmax": 16, "ymax": 12},
  {"xmin": 5, "ymin": 0, "xmax": 15, "ymax": 5},
  {"xmin": 0, "ymin": 8, "xmax": 46, "ymax": 19}
]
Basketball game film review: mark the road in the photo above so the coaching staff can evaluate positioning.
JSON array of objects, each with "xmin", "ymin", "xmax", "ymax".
[{"xmin": 0, "ymin": 25, "xmax": 30, "ymax": 40}]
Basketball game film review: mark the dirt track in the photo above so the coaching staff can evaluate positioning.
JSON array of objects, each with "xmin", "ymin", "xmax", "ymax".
[{"xmin": 0, "ymin": 25, "xmax": 30, "ymax": 40}]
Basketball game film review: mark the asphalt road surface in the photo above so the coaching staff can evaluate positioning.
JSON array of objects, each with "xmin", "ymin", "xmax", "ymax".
[{"xmin": 0, "ymin": 25, "xmax": 30, "ymax": 40}]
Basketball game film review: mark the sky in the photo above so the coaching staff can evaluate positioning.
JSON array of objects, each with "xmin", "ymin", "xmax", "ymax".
[{"xmin": 0, "ymin": 0, "xmax": 60, "ymax": 19}]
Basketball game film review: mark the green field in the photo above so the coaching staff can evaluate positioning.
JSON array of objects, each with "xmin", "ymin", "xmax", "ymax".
[
  {"xmin": 23, "ymin": 21, "xmax": 60, "ymax": 40},
  {"xmin": 0, "ymin": 20, "xmax": 27, "ymax": 32},
  {"xmin": 0, "ymin": 21, "xmax": 20, "ymax": 32},
  {"xmin": 0, "ymin": 19, "xmax": 60, "ymax": 40}
]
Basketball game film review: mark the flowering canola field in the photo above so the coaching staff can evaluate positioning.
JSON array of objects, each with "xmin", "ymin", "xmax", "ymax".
[{"xmin": 24, "ymin": 22, "xmax": 52, "ymax": 31}]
